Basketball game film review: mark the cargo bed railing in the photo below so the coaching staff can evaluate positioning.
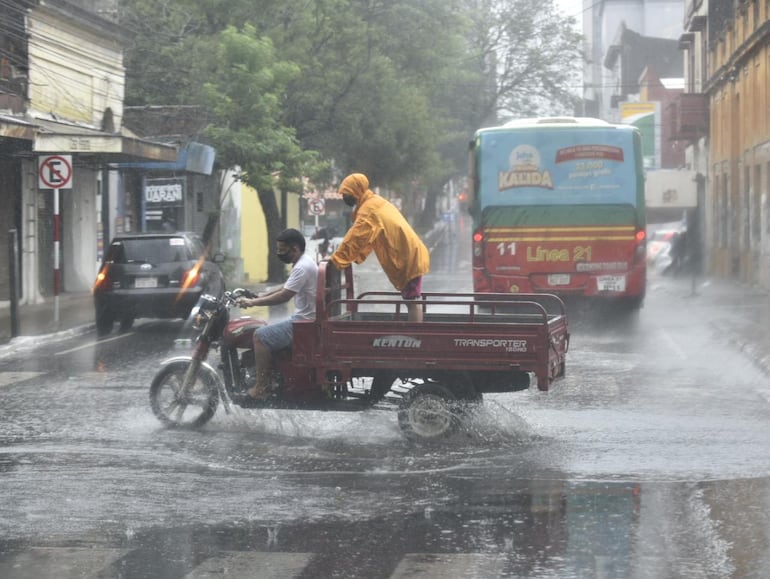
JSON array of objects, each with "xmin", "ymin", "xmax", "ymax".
[
  {"xmin": 316, "ymin": 261, "xmax": 567, "ymax": 324},
  {"xmin": 361, "ymin": 290, "xmax": 564, "ymax": 316},
  {"xmin": 328, "ymin": 294, "xmax": 562, "ymax": 325}
]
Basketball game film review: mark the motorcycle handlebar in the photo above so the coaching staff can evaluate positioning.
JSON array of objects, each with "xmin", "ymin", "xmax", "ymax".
[{"xmin": 229, "ymin": 288, "xmax": 257, "ymax": 300}]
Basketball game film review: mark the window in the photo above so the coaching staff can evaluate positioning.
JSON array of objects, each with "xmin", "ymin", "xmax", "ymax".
[
  {"xmin": 755, "ymin": 0, "xmax": 760, "ymax": 28},
  {"xmin": 717, "ymin": 173, "xmax": 728, "ymax": 248},
  {"xmin": 743, "ymin": 165, "xmax": 751, "ymax": 249},
  {"xmin": 766, "ymin": 162, "xmax": 770, "ymax": 234},
  {"xmin": 122, "ymin": 237, "xmax": 190, "ymax": 263},
  {"xmin": 753, "ymin": 165, "xmax": 761, "ymax": 245}
]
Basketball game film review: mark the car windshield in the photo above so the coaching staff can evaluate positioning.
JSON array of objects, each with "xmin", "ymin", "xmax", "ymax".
[{"xmin": 108, "ymin": 237, "xmax": 190, "ymax": 263}]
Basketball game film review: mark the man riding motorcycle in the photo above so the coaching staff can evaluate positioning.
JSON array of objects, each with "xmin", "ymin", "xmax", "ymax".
[{"xmin": 236, "ymin": 228, "xmax": 318, "ymax": 402}]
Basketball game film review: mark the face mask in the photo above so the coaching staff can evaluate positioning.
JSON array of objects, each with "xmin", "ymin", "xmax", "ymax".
[
  {"xmin": 343, "ymin": 195, "xmax": 357, "ymax": 207},
  {"xmin": 276, "ymin": 251, "xmax": 293, "ymax": 264}
]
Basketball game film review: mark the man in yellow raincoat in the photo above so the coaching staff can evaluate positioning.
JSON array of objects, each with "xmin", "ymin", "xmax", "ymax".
[{"xmin": 330, "ymin": 173, "xmax": 430, "ymax": 322}]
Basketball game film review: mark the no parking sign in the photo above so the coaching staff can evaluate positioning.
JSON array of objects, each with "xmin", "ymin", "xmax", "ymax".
[
  {"xmin": 38, "ymin": 155, "xmax": 73, "ymax": 189},
  {"xmin": 37, "ymin": 155, "xmax": 73, "ymax": 308},
  {"xmin": 307, "ymin": 197, "xmax": 325, "ymax": 216}
]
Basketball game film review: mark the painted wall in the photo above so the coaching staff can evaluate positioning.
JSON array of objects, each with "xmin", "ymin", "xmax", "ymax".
[
  {"xmin": 586, "ymin": 0, "xmax": 684, "ymax": 120},
  {"xmin": 62, "ymin": 170, "xmax": 99, "ymax": 292},
  {"xmin": 646, "ymin": 169, "xmax": 697, "ymax": 208},
  {"xmin": 26, "ymin": 6, "xmax": 125, "ymax": 126},
  {"xmin": 21, "ymin": 2, "xmax": 127, "ymax": 299},
  {"xmin": 286, "ymin": 190, "xmax": 300, "ymax": 231},
  {"xmin": 239, "ymin": 183, "xmax": 267, "ymax": 283},
  {"xmin": 238, "ymin": 185, "xmax": 301, "ymax": 284},
  {"xmin": 20, "ymin": 162, "xmax": 41, "ymax": 303},
  {"xmin": 708, "ymin": 1, "xmax": 770, "ymax": 283},
  {"xmin": 600, "ymin": 1, "xmax": 684, "ymax": 50}
]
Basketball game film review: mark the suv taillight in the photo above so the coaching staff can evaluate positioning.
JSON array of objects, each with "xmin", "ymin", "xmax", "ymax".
[
  {"xmin": 181, "ymin": 263, "xmax": 202, "ymax": 290},
  {"xmin": 93, "ymin": 266, "xmax": 111, "ymax": 291}
]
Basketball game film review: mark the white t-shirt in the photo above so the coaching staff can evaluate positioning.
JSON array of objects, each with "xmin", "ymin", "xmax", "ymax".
[{"xmin": 284, "ymin": 253, "xmax": 318, "ymax": 320}]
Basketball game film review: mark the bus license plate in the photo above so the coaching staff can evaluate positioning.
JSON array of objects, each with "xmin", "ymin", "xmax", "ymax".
[
  {"xmin": 597, "ymin": 275, "xmax": 626, "ymax": 292},
  {"xmin": 135, "ymin": 277, "xmax": 158, "ymax": 288},
  {"xmin": 547, "ymin": 274, "xmax": 571, "ymax": 286}
]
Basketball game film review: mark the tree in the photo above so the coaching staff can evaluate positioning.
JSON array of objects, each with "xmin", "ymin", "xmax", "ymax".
[
  {"xmin": 120, "ymin": 0, "xmax": 582, "ymax": 257},
  {"xmin": 196, "ymin": 25, "xmax": 323, "ymax": 280},
  {"xmin": 461, "ymin": 0, "xmax": 582, "ymax": 126},
  {"xmin": 273, "ymin": 0, "xmax": 470, "ymax": 219},
  {"xmin": 269, "ymin": 0, "xmax": 581, "ymax": 224},
  {"xmin": 121, "ymin": 0, "xmax": 210, "ymax": 106},
  {"xmin": 122, "ymin": 3, "xmax": 323, "ymax": 281}
]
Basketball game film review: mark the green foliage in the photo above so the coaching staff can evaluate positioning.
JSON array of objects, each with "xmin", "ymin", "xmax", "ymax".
[
  {"xmin": 462, "ymin": 0, "xmax": 582, "ymax": 122},
  {"xmin": 120, "ymin": 0, "xmax": 582, "ymax": 235},
  {"xmin": 192, "ymin": 26, "xmax": 314, "ymax": 192}
]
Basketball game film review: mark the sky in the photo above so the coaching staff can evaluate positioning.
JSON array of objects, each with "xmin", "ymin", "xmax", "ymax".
[{"xmin": 555, "ymin": 0, "xmax": 586, "ymax": 26}]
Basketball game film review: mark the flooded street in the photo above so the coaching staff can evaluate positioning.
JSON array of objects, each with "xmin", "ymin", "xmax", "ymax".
[{"xmin": 2, "ymin": 229, "xmax": 770, "ymax": 577}]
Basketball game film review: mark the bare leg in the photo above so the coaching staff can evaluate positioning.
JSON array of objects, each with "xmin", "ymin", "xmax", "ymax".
[
  {"xmin": 248, "ymin": 334, "xmax": 272, "ymax": 399},
  {"xmin": 407, "ymin": 301, "xmax": 423, "ymax": 322}
]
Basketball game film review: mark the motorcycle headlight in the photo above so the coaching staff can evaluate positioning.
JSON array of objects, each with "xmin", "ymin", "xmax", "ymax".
[
  {"xmin": 192, "ymin": 311, "xmax": 209, "ymax": 330},
  {"xmin": 191, "ymin": 294, "xmax": 219, "ymax": 330}
]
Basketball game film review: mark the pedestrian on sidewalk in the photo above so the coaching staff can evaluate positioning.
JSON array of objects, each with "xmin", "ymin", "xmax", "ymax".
[{"xmin": 330, "ymin": 173, "xmax": 429, "ymax": 322}]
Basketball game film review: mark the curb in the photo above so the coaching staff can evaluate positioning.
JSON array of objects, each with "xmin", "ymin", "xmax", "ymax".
[{"xmin": 0, "ymin": 323, "xmax": 95, "ymax": 359}]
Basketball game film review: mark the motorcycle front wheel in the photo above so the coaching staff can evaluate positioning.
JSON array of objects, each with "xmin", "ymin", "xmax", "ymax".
[{"xmin": 149, "ymin": 360, "xmax": 219, "ymax": 428}]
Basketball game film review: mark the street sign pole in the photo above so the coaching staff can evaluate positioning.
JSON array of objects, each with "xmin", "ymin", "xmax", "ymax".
[
  {"xmin": 38, "ymin": 155, "xmax": 72, "ymax": 327},
  {"xmin": 53, "ymin": 188, "xmax": 60, "ymax": 325},
  {"xmin": 307, "ymin": 197, "xmax": 325, "ymax": 235},
  {"xmin": 8, "ymin": 229, "xmax": 19, "ymax": 337}
]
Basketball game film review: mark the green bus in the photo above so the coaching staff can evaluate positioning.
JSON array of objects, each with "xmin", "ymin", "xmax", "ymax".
[{"xmin": 468, "ymin": 117, "xmax": 646, "ymax": 308}]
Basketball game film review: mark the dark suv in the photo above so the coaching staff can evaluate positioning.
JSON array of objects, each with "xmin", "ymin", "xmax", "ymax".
[{"xmin": 93, "ymin": 232, "xmax": 226, "ymax": 335}]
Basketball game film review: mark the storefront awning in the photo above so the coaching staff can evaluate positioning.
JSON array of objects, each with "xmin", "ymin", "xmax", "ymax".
[
  {"xmin": 0, "ymin": 115, "xmax": 37, "ymax": 156},
  {"xmin": 115, "ymin": 141, "xmax": 216, "ymax": 175},
  {"xmin": 31, "ymin": 117, "xmax": 178, "ymax": 163},
  {"xmin": 0, "ymin": 115, "xmax": 37, "ymax": 141}
]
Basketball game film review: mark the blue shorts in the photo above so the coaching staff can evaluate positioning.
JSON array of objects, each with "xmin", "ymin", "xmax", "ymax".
[{"xmin": 255, "ymin": 319, "xmax": 293, "ymax": 351}]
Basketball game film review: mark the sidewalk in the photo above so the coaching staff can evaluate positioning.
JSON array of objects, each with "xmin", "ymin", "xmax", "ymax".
[
  {"xmin": 647, "ymin": 272, "xmax": 770, "ymax": 375},
  {"xmin": 0, "ymin": 292, "xmax": 95, "ymax": 347}
]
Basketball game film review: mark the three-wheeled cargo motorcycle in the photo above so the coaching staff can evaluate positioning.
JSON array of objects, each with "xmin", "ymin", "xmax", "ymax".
[{"xmin": 149, "ymin": 262, "xmax": 569, "ymax": 441}]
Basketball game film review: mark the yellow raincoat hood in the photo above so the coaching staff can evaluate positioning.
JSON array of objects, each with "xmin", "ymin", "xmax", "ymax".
[{"xmin": 338, "ymin": 173, "xmax": 372, "ymax": 204}]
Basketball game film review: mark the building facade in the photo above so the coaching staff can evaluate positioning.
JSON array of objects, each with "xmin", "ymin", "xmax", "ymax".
[
  {"xmin": 705, "ymin": 0, "xmax": 770, "ymax": 284},
  {"xmin": 582, "ymin": 0, "xmax": 685, "ymax": 119},
  {"xmin": 0, "ymin": 0, "xmax": 176, "ymax": 307},
  {"xmin": 671, "ymin": 0, "xmax": 710, "ymax": 275}
]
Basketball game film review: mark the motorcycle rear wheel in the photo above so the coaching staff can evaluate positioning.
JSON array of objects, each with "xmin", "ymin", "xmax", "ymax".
[
  {"xmin": 397, "ymin": 380, "xmax": 462, "ymax": 441},
  {"xmin": 150, "ymin": 360, "xmax": 219, "ymax": 428}
]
